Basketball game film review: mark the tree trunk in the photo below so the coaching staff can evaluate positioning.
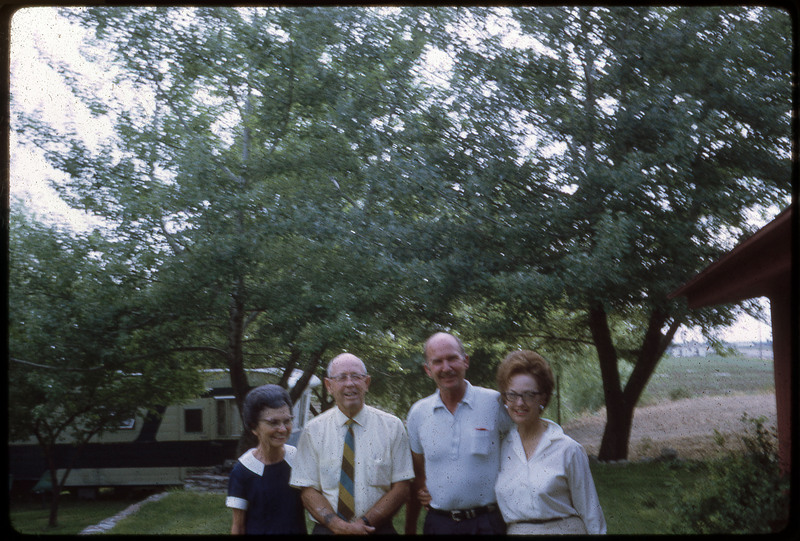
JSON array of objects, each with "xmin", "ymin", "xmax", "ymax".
[
  {"xmin": 45, "ymin": 453, "xmax": 60, "ymax": 528},
  {"xmin": 598, "ymin": 398, "xmax": 635, "ymax": 461},
  {"xmin": 591, "ymin": 304, "xmax": 682, "ymax": 461},
  {"xmin": 289, "ymin": 347, "xmax": 326, "ymax": 404},
  {"xmin": 227, "ymin": 284, "xmax": 256, "ymax": 456}
]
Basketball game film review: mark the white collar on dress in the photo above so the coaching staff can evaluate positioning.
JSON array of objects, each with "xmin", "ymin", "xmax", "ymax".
[{"xmin": 238, "ymin": 444, "xmax": 297, "ymax": 475}]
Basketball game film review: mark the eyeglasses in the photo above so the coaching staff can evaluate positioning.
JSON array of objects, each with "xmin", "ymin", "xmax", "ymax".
[
  {"xmin": 259, "ymin": 416, "xmax": 293, "ymax": 428},
  {"xmin": 328, "ymin": 373, "xmax": 368, "ymax": 383},
  {"xmin": 502, "ymin": 391, "xmax": 545, "ymax": 404}
]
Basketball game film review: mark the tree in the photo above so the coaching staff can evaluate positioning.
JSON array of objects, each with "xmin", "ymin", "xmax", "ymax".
[
  {"xmin": 15, "ymin": 6, "xmax": 461, "ymax": 438},
  {"xmin": 431, "ymin": 6, "xmax": 792, "ymax": 459},
  {"xmin": 15, "ymin": 6, "xmax": 791, "ymax": 465},
  {"xmin": 8, "ymin": 203, "xmax": 200, "ymax": 527}
]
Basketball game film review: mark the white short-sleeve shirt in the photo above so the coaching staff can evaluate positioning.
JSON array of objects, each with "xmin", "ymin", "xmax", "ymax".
[
  {"xmin": 289, "ymin": 404, "xmax": 414, "ymax": 521},
  {"xmin": 495, "ymin": 420, "xmax": 607, "ymax": 534},
  {"xmin": 406, "ymin": 381, "xmax": 512, "ymax": 510}
]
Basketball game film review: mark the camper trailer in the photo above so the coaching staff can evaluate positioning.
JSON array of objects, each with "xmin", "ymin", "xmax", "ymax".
[{"xmin": 8, "ymin": 368, "xmax": 321, "ymax": 493}]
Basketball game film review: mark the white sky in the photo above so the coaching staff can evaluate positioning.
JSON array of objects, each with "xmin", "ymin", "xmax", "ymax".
[{"xmin": 8, "ymin": 7, "xmax": 779, "ymax": 344}]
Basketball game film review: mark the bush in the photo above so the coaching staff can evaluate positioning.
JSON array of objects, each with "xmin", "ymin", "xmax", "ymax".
[
  {"xmin": 669, "ymin": 415, "xmax": 789, "ymax": 534},
  {"xmin": 668, "ymin": 387, "xmax": 691, "ymax": 401}
]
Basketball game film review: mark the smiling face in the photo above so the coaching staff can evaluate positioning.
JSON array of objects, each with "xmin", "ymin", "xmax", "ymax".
[
  {"xmin": 251, "ymin": 404, "xmax": 293, "ymax": 451},
  {"xmin": 325, "ymin": 353, "xmax": 371, "ymax": 418},
  {"xmin": 424, "ymin": 333, "xmax": 469, "ymax": 396},
  {"xmin": 503, "ymin": 372, "xmax": 547, "ymax": 428}
]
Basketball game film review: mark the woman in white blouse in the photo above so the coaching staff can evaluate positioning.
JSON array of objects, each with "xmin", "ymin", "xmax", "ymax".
[{"xmin": 495, "ymin": 350, "xmax": 606, "ymax": 535}]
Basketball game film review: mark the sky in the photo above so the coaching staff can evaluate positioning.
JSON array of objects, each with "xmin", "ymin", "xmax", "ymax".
[{"xmin": 8, "ymin": 7, "xmax": 778, "ymax": 345}]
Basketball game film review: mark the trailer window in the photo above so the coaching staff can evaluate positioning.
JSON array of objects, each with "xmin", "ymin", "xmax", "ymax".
[{"xmin": 184, "ymin": 408, "xmax": 203, "ymax": 433}]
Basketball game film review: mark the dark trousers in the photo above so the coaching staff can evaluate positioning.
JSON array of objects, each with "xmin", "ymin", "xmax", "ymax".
[{"xmin": 423, "ymin": 508, "xmax": 506, "ymax": 535}]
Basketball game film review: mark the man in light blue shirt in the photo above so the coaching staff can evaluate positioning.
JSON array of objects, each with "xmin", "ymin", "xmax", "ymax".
[{"xmin": 405, "ymin": 332, "xmax": 512, "ymax": 534}]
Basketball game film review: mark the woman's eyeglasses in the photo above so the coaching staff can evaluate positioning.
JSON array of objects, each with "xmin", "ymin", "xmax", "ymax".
[{"xmin": 502, "ymin": 390, "xmax": 545, "ymax": 404}]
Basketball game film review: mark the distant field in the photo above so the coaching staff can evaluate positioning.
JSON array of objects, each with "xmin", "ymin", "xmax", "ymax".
[{"xmin": 642, "ymin": 354, "xmax": 775, "ymax": 405}]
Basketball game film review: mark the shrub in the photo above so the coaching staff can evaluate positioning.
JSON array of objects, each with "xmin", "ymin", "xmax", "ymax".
[
  {"xmin": 668, "ymin": 387, "xmax": 691, "ymax": 401},
  {"xmin": 669, "ymin": 415, "xmax": 789, "ymax": 534}
]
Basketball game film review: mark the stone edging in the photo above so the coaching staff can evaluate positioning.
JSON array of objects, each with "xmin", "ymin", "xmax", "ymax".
[{"xmin": 78, "ymin": 491, "xmax": 170, "ymax": 535}]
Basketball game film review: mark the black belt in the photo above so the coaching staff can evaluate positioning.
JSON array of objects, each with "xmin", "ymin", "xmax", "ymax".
[
  {"xmin": 428, "ymin": 503, "xmax": 499, "ymax": 522},
  {"xmin": 512, "ymin": 517, "xmax": 564, "ymax": 525}
]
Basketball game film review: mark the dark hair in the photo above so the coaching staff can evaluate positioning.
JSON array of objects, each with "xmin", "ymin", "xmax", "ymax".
[
  {"xmin": 496, "ymin": 350, "xmax": 555, "ymax": 408},
  {"xmin": 243, "ymin": 384, "xmax": 292, "ymax": 431}
]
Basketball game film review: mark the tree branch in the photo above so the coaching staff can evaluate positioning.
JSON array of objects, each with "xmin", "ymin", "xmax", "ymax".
[{"xmin": 10, "ymin": 357, "xmax": 104, "ymax": 372}]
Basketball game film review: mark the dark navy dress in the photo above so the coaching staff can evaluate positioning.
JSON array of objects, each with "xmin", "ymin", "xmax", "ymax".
[{"xmin": 226, "ymin": 446, "xmax": 307, "ymax": 534}]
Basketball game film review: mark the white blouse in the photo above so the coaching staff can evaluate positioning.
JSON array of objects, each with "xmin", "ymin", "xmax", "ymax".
[{"xmin": 495, "ymin": 420, "xmax": 606, "ymax": 534}]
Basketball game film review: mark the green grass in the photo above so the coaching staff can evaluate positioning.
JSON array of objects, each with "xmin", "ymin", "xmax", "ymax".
[
  {"xmin": 106, "ymin": 490, "xmax": 229, "ymax": 535},
  {"xmin": 8, "ymin": 488, "xmax": 150, "ymax": 535},
  {"xmin": 108, "ymin": 490, "xmax": 425, "ymax": 535},
  {"xmin": 593, "ymin": 460, "xmax": 702, "ymax": 534},
  {"xmin": 639, "ymin": 354, "xmax": 774, "ymax": 406},
  {"xmin": 9, "ymin": 462, "xmax": 707, "ymax": 535}
]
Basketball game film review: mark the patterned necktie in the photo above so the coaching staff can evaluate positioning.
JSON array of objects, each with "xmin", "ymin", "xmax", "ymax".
[{"xmin": 337, "ymin": 419, "xmax": 356, "ymax": 521}]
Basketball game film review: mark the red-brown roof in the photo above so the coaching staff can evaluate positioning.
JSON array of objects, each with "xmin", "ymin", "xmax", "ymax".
[{"xmin": 669, "ymin": 204, "xmax": 793, "ymax": 308}]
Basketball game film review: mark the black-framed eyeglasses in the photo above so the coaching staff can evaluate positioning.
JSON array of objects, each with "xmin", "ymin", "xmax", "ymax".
[
  {"xmin": 502, "ymin": 391, "xmax": 545, "ymax": 404},
  {"xmin": 328, "ymin": 373, "xmax": 368, "ymax": 383}
]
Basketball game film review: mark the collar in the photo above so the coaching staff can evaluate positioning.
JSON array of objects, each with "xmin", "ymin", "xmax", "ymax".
[
  {"xmin": 239, "ymin": 445, "xmax": 296, "ymax": 475},
  {"xmin": 333, "ymin": 405, "xmax": 367, "ymax": 427},
  {"xmin": 239, "ymin": 448, "xmax": 264, "ymax": 476},
  {"xmin": 510, "ymin": 419, "xmax": 564, "ymax": 460},
  {"xmin": 433, "ymin": 380, "xmax": 474, "ymax": 411}
]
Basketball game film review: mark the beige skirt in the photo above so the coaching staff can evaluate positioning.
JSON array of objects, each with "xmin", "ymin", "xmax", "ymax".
[{"xmin": 507, "ymin": 516, "xmax": 588, "ymax": 535}]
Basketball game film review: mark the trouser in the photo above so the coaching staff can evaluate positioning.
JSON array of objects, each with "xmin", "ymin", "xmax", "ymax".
[{"xmin": 423, "ymin": 507, "xmax": 506, "ymax": 535}]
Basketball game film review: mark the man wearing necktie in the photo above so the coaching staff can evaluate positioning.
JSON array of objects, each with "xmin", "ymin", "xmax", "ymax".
[{"xmin": 290, "ymin": 353, "xmax": 414, "ymax": 534}]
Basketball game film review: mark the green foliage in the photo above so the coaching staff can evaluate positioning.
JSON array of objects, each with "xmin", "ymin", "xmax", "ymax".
[
  {"xmin": 667, "ymin": 387, "xmax": 692, "ymax": 401},
  {"xmin": 8, "ymin": 202, "xmax": 203, "ymax": 526},
  {"xmin": 669, "ymin": 415, "xmax": 790, "ymax": 534},
  {"xmin": 558, "ymin": 353, "xmax": 607, "ymax": 417},
  {"xmin": 12, "ymin": 6, "xmax": 793, "ymax": 462}
]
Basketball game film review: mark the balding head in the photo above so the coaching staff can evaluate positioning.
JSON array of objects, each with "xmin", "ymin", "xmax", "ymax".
[{"xmin": 325, "ymin": 353, "xmax": 371, "ymax": 418}]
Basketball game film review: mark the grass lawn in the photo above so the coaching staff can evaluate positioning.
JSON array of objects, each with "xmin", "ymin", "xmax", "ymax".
[
  {"xmin": 593, "ymin": 460, "xmax": 700, "ymax": 534},
  {"xmin": 9, "ymin": 461, "xmax": 703, "ymax": 535},
  {"xmin": 641, "ymin": 354, "xmax": 774, "ymax": 405},
  {"xmin": 8, "ymin": 488, "xmax": 153, "ymax": 535}
]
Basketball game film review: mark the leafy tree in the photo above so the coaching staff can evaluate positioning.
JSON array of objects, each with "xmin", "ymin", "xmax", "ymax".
[
  {"xmin": 14, "ymin": 6, "xmax": 791, "ymax": 466},
  {"xmin": 15, "ymin": 6, "xmax": 461, "ymax": 438},
  {"xmin": 8, "ymin": 203, "xmax": 201, "ymax": 527},
  {"xmin": 430, "ymin": 6, "xmax": 792, "ymax": 459}
]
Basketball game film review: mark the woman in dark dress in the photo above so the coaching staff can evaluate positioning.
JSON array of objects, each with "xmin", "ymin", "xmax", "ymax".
[{"xmin": 226, "ymin": 384, "xmax": 307, "ymax": 534}]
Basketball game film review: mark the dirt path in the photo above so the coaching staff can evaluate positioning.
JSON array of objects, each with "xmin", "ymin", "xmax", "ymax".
[{"xmin": 562, "ymin": 392, "xmax": 777, "ymax": 461}]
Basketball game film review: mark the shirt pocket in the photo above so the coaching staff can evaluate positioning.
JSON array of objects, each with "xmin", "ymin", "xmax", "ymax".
[
  {"xmin": 470, "ymin": 428, "xmax": 491, "ymax": 456},
  {"xmin": 366, "ymin": 455, "xmax": 392, "ymax": 487}
]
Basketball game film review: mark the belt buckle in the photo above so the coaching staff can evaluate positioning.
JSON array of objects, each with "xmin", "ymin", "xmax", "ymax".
[{"xmin": 450, "ymin": 508, "xmax": 476, "ymax": 522}]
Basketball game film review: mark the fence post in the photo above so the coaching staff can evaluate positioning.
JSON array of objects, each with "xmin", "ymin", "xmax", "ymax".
[{"xmin": 556, "ymin": 367, "xmax": 561, "ymax": 426}]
